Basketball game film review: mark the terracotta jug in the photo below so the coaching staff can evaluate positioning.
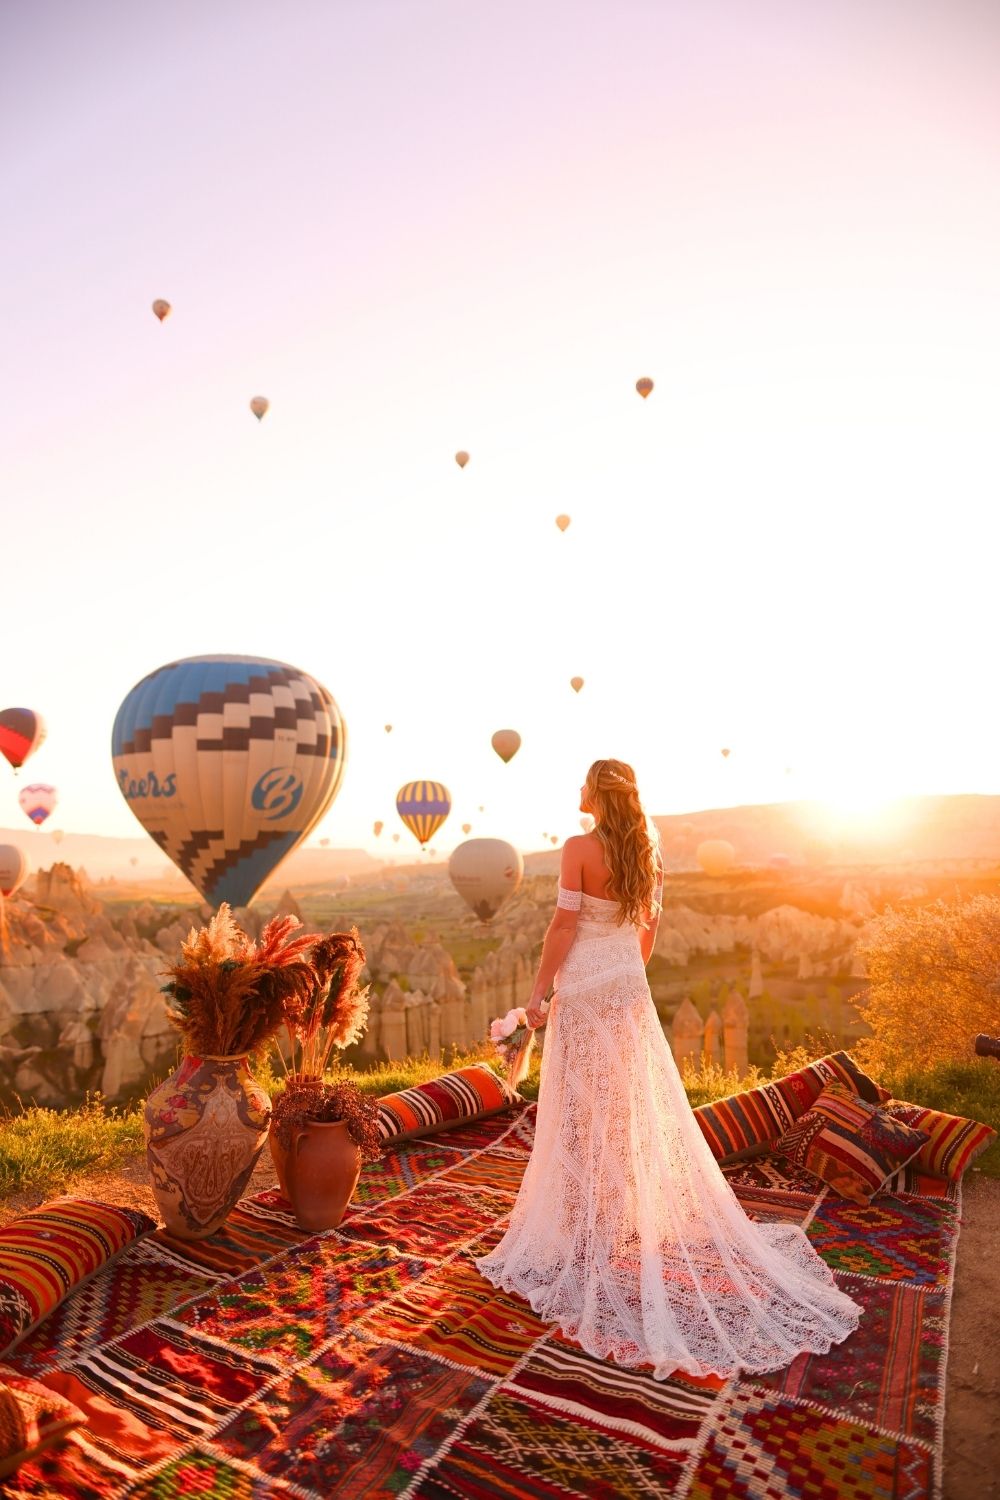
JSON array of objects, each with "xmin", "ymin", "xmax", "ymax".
[
  {"xmin": 274, "ymin": 1118, "xmax": 362, "ymax": 1232},
  {"xmin": 144, "ymin": 1054, "xmax": 271, "ymax": 1240}
]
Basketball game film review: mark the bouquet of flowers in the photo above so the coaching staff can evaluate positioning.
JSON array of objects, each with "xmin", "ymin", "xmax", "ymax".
[{"xmin": 489, "ymin": 993, "xmax": 551, "ymax": 1089}]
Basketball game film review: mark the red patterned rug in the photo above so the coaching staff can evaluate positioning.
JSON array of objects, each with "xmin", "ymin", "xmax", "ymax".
[{"xmin": 2, "ymin": 1104, "xmax": 961, "ymax": 1498}]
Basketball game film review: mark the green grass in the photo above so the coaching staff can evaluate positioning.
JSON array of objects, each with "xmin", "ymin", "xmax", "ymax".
[
  {"xmin": 2, "ymin": 1047, "xmax": 997, "ymax": 1203},
  {"xmin": 0, "ymin": 1096, "xmax": 145, "ymax": 1198}
]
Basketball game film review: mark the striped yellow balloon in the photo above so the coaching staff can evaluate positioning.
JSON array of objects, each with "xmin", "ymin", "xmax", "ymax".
[{"xmin": 395, "ymin": 780, "xmax": 451, "ymax": 847}]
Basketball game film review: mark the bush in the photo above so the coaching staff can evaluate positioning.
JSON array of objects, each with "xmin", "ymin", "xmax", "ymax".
[{"xmin": 854, "ymin": 895, "xmax": 1000, "ymax": 1074}]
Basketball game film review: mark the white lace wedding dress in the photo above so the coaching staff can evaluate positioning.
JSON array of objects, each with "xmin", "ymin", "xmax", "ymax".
[{"xmin": 474, "ymin": 890, "xmax": 863, "ymax": 1379}]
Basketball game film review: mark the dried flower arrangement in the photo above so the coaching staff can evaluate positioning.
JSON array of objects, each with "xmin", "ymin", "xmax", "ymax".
[
  {"xmin": 270, "ymin": 1078, "xmax": 383, "ymax": 1162},
  {"xmin": 160, "ymin": 904, "xmax": 317, "ymax": 1056},
  {"xmin": 279, "ymin": 929, "xmax": 369, "ymax": 1082}
]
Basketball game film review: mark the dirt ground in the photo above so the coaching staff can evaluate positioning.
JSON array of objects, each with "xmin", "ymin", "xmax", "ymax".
[{"xmin": 1, "ymin": 1158, "xmax": 997, "ymax": 1497}]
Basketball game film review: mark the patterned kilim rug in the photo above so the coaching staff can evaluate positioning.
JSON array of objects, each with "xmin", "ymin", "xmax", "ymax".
[{"xmin": 2, "ymin": 1104, "xmax": 961, "ymax": 1499}]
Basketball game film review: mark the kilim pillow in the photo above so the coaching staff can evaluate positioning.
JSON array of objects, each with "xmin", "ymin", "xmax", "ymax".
[
  {"xmin": 693, "ymin": 1050, "xmax": 890, "ymax": 1166},
  {"xmin": 0, "ymin": 1367, "xmax": 86, "ymax": 1479},
  {"xmin": 0, "ymin": 1198, "xmax": 156, "ymax": 1357},
  {"xmin": 773, "ymin": 1082, "xmax": 930, "ymax": 1204},
  {"xmin": 377, "ymin": 1064, "xmax": 524, "ymax": 1145},
  {"xmin": 881, "ymin": 1099, "xmax": 997, "ymax": 1181}
]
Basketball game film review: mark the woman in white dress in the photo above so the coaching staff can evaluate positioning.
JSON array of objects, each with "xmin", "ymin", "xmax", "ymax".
[{"xmin": 474, "ymin": 758, "xmax": 863, "ymax": 1380}]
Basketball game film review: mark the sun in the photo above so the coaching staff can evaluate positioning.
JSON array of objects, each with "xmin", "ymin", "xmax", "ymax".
[{"xmin": 811, "ymin": 781, "xmax": 906, "ymax": 842}]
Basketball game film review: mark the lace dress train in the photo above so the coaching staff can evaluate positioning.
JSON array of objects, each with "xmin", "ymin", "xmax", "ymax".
[{"xmin": 474, "ymin": 892, "xmax": 863, "ymax": 1380}]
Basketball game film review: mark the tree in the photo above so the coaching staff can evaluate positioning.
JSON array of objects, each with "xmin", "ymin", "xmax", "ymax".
[{"xmin": 854, "ymin": 895, "xmax": 1000, "ymax": 1073}]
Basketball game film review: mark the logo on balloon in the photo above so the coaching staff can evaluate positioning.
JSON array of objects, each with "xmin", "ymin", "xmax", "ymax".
[{"xmin": 251, "ymin": 767, "xmax": 304, "ymax": 822}]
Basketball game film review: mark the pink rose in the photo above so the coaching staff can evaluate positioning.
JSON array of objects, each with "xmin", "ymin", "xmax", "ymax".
[
  {"xmin": 489, "ymin": 1018, "xmax": 506, "ymax": 1042},
  {"xmin": 499, "ymin": 1013, "xmax": 519, "ymax": 1039}
]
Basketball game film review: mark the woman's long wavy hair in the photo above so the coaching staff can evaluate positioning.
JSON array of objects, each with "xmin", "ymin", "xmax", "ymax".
[{"xmin": 584, "ymin": 758, "xmax": 661, "ymax": 927}]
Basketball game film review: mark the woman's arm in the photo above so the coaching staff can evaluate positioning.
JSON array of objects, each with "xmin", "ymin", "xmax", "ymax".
[
  {"xmin": 638, "ymin": 859, "xmax": 664, "ymax": 967},
  {"xmin": 525, "ymin": 839, "xmax": 584, "ymax": 1026}
]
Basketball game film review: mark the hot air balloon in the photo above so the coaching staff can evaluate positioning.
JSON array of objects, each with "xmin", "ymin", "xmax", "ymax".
[
  {"xmin": 478, "ymin": 805, "xmax": 485, "ymax": 813},
  {"xmin": 112, "ymin": 654, "xmax": 346, "ymax": 908},
  {"xmin": 129, "ymin": 856, "xmax": 139, "ymax": 867},
  {"xmin": 455, "ymin": 451, "xmax": 469, "ymax": 469},
  {"xmin": 152, "ymin": 299, "xmax": 171, "ymax": 322},
  {"xmin": 50, "ymin": 829, "xmax": 65, "ymax": 845},
  {"xmin": 392, "ymin": 833, "xmax": 400, "ymax": 843},
  {"xmin": 491, "ymin": 729, "xmax": 521, "ymax": 764},
  {"xmin": 636, "ymin": 377, "xmax": 654, "ymax": 399},
  {"xmin": 769, "ymin": 852, "xmax": 792, "ymax": 869},
  {"xmin": 250, "ymin": 396, "xmax": 269, "ymax": 421},
  {"xmin": 384, "ymin": 724, "xmax": 393, "ymax": 734},
  {"xmin": 396, "ymin": 781, "xmax": 451, "ymax": 848},
  {"xmin": 0, "ymin": 845, "xmax": 28, "ymax": 898},
  {"xmin": 696, "ymin": 839, "xmax": 736, "ymax": 876},
  {"xmin": 373, "ymin": 820, "xmax": 383, "ymax": 837},
  {"xmin": 448, "ymin": 838, "xmax": 524, "ymax": 922},
  {"xmin": 550, "ymin": 835, "xmax": 559, "ymax": 846},
  {"xmin": 570, "ymin": 677, "xmax": 584, "ymax": 693},
  {"xmin": 19, "ymin": 784, "xmax": 57, "ymax": 826},
  {"xmin": 555, "ymin": 514, "xmax": 570, "ymax": 532},
  {"xmin": 462, "ymin": 822, "xmax": 472, "ymax": 834},
  {"xmin": 0, "ymin": 708, "xmax": 47, "ymax": 772},
  {"xmin": 720, "ymin": 748, "xmax": 731, "ymax": 759},
  {"xmin": 580, "ymin": 815, "xmax": 594, "ymax": 833}
]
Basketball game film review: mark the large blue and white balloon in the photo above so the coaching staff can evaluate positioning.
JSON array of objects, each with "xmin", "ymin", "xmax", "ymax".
[{"xmin": 112, "ymin": 655, "xmax": 347, "ymax": 907}]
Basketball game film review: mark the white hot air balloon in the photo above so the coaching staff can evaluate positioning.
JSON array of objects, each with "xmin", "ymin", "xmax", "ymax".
[
  {"xmin": 448, "ymin": 838, "xmax": 524, "ymax": 923},
  {"xmin": 0, "ymin": 844, "xmax": 28, "ymax": 898},
  {"xmin": 696, "ymin": 839, "xmax": 736, "ymax": 876}
]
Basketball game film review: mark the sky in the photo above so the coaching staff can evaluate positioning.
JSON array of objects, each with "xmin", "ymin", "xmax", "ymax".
[{"xmin": 1, "ymin": 0, "xmax": 999, "ymax": 859}]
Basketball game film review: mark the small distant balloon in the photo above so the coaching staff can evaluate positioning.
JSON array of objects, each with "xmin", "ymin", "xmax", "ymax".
[
  {"xmin": 636, "ymin": 377, "xmax": 654, "ymax": 399},
  {"xmin": 129, "ymin": 857, "xmax": 139, "ymax": 868},
  {"xmin": 19, "ymin": 783, "xmax": 57, "ymax": 827},
  {"xmin": 455, "ymin": 451, "xmax": 470, "ymax": 469},
  {"xmin": 319, "ymin": 838, "xmax": 330, "ymax": 847},
  {"xmin": 384, "ymin": 724, "xmax": 393, "ymax": 734},
  {"xmin": 720, "ymin": 748, "xmax": 731, "ymax": 759},
  {"xmin": 769, "ymin": 853, "xmax": 792, "ymax": 869},
  {"xmin": 373, "ymin": 820, "xmax": 383, "ymax": 837},
  {"xmin": 555, "ymin": 514, "xmax": 571, "ymax": 533},
  {"xmin": 250, "ymin": 396, "xmax": 269, "ymax": 421},
  {"xmin": 151, "ymin": 299, "xmax": 171, "ymax": 322},
  {"xmin": 570, "ymin": 677, "xmax": 584, "ymax": 693},
  {"xmin": 462, "ymin": 823, "xmax": 472, "ymax": 834},
  {"xmin": 0, "ymin": 845, "xmax": 28, "ymax": 899},
  {"xmin": 0, "ymin": 708, "xmax": 47, "ymax": 772},
  {"xmin": 50, "ymin": 829, "xmax": 65, "ymax": 845},
  {"xmin": 478, "ymin": 805, "xmax": 485, "ymax": 813},
  {"xmin": 491, "ymin": 729, "xmax": 521, "ymax": 764},
  {"xmin": 392, "ymin": 833, "xmax": 400, "ymax": 843},
  {"xmin": 580, "ymin": 815, "xmax": 594, "ymax": 833},
  {"xmin": 550, "ymin": 835, "xmax": 559, "ymax": 846}
]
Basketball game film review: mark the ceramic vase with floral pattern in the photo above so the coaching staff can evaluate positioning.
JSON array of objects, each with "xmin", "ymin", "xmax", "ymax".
[{"xmin": 144, "ymin": 1053, "xmax": 271, "ymax": 1239}]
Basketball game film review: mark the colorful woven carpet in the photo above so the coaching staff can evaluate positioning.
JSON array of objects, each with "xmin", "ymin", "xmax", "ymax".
[{"xmin": 1, "ymin": 1104, "xmax": 961, "ymax": 1498}]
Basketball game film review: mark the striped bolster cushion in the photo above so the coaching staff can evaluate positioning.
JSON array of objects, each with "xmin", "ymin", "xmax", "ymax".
[
  {"xmin": 773, "ymin": 1082, "xmax": 929, "ymax": 1203},
  {"xmin": 0, "ymin": 1198, "xmax": 155, "ymax": 1357},
  {"xmin": 377, "ymin": 1064, "xmax": 524, "ymax": 1144},
  {"xmin": 881, "ymin": 1099, "xmax": 996, "ymax": 1180},
  {"xmin": 0, "ymin": 1367, "xmax": 86, "ymax": 1479},
  {"xmin": 693, "ymin": 1050, "xmax": 890, "ymax": 1165}
]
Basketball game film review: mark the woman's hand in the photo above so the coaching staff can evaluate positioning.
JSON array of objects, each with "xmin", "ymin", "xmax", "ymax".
[{"xmin": 525, "ymin": 1002, "xmax": 548, "ymax": 1030}]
